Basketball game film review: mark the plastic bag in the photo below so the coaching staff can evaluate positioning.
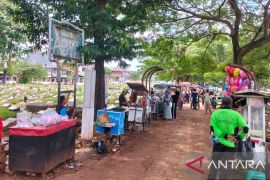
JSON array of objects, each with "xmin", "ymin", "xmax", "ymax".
[
  {"xmin": 31, "ymin": 108, "xmax": 62, "ymax": 126},
  {"xmin": 16, "ymin": 111, "xmax": 33, "ymax": 127},
  {"xmin": 236, "ymin": 137, "xmax": 253, "ymax": 160}
]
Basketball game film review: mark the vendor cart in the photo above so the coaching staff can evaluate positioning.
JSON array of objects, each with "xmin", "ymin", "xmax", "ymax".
[
  {"xmin": 233, "ymin": 90, "xmax": 270, "ymax": 179},
  {"xmin": 9, "ymin": 120, "xmax": 76, "ymax": 177},
  {"xmin": 96, "ymin": 108, "xmax": 127, "ymax": 148},
  {"xmin": 126, "ymin": 83, "xmax": 148, "ymax": 133}
]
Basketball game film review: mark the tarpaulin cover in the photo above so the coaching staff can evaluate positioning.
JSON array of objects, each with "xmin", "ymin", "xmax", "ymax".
[{"xmin": 9, "ymin": 119, "xmax": 76, "ymax": 137}]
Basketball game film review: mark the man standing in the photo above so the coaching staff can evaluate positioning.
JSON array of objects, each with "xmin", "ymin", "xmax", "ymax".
[
  {"xmin": 204, "ymin": 89, "xmax": 212, "ymax": 114},
  {"xmin": 208, "ymin": 96, "xmax": 248, "ymax": 180},
  {"xmin": 119, "ymin": 89, "xmax": 128, "ymax": 107},
  {"xmin": 191, "ymin": 89, "xmax": 199, "ymax": 110},
  {"xmin": 171, "ymin": 89, "xmax": 180, "ymax": 119}
]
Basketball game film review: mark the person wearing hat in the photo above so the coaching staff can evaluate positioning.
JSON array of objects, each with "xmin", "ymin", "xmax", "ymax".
[{"xmin": 208, "ymin": 96, "xmax": 249, "ymax": 180}]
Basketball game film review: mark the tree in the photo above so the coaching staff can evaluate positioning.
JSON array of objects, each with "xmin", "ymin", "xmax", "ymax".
[
  {"xmin": 130, "ymin": 70, "xmax": 142, "ymax": 81},
  {"xmin": 14, "ymin": 61, "xmax": 47, "ymax": 83},
  {"xmin": 153, "ymin": 0, "xmax": 270, "ymax": 65},
  {"xmin": 0, "ymin": 0, "xmax": 25, "ymax": 83},
  {"xmin": 10, "ymin": 0, "xmax": 154, "ymax": 111},
  {"xmin": 141, "ymin": 36, "xmax": 229, "ymax": 83}
]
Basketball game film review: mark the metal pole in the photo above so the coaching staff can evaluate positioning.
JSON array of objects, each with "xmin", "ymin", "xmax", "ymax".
[
  {"xmin": 48, "ymin": 18, "xmax": 52, "ymax": 62},
  {"xmin": 57, "ymin": 61, "xmax": 61, "ymax": 113},
  {"xmin": 74, "ymin": 64, "xmax": 78, "ymax": 108}
]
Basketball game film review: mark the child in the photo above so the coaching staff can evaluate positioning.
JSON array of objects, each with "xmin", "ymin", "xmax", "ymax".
[{"xmin": 59, "ymin": 93, "xmax": 70, "ymax": 117}]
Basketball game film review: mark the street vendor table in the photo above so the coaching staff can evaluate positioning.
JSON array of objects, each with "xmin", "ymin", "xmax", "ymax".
[{"xmin": 9, "ymin": 119, "xmax": 76, "ymax": 176}]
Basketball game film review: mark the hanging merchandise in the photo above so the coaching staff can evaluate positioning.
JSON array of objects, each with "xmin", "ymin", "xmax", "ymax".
[{"xmin": 223, "ymin": 65, "xmax": 256, "ymax": 96}]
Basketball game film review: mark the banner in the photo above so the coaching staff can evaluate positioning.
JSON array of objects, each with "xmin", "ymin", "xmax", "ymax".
[{"xmin": 49, "ymin": 18, "xmax": 84, "ymax": 63}]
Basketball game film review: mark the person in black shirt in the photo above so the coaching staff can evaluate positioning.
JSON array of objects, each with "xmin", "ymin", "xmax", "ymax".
[
  {"xmin": 171, "ymin": 90, "xmax": 180, "ymax": 119},
  {"xmin": 191, "ymin": 89, "xmax": 199, "ymax": 110},
  {"xmin": 150, "ymin": 88, "xmax": 155, "ymax": 96},
  {"xmin": 119, "ymin": 89, "xmax": 128, "ymax": 106}
]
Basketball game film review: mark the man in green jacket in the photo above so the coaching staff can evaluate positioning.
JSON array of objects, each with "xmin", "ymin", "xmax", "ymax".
[{"xmin": 208, "ymin": 96, "xmax": 249, "ymax": 180}]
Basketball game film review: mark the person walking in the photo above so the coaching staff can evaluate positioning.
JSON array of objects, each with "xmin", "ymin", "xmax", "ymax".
[
  {"xmin": 201, "ymin": 89, "xmax": 205, "ymax": 105},
  {"xmin": 204, "ymin": 89, "xmax": 212, "ymax": 114},
  {"xmin": 163, "ymin": 86, "xmax": 172, "ymax": 120},
  {"xmin": 171, "ymin": 90, "xmax": 180, "ymax": 119},
  {"xmin": 207, "ymin": 96, "xmax": 249, "ymax": 180},
  {"xmin": 191, "ymin": 89, "xmax": 199, "ymax": 110}
]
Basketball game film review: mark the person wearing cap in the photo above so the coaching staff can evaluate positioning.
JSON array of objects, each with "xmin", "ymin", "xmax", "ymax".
[{"xmin": 208, "ymin": 96, "xmax": 249, "ymax": 180}]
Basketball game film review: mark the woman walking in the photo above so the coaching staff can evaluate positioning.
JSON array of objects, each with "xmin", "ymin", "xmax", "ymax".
[{"xmin": 163, "ymin": 86, "xmax": 172, "ymax": 120}]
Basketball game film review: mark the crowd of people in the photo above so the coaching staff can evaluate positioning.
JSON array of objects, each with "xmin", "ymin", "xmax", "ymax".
[
  {"xmin": 118, "ymin": 85, "xmax": 223, "ymax": 121},
  {"xmin": 117, "ymin": 84, "xmax": 252, "ymax": 179}
]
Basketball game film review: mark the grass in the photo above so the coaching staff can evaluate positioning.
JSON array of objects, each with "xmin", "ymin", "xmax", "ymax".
[
  {"xmin": 0, "ymin": 82, "xmax": 128, "ymax": 119},
  {"xmin": 0, "ymin": 107, "xmax": 18, "ymax": 120}
]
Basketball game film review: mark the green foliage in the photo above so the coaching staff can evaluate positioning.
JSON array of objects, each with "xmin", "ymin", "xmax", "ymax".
[
  {"xmin": 243, "ymin": 44, "xmax": 270, "ymax": 87},
  {"xmin": 105, "ymin": 67, "xmax": 112, "ymax": 76},
  {"xmin": 0, "ymin": 0, "xmax": 25, "ymax": 66},
  {"xmin": 0, "ymin": 107, "xmax": 17, "ymax": 120},
  {"xmin": 14, "ymin": 61, "xmax": 47, "ymax": 83},
  {"xmin": 141, "ymin": 36, "xmax": 230, "ymax": 83},
  {"xmin": 203, "ymin": 72, "xmax": 225, "ymax": 84},
  {"xmin": 130, "ymin": 70, "xmax": 142, "ymax": 81}
]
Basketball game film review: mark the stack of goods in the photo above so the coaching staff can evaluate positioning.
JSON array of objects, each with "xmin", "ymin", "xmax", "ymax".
[
  {"xmin": 31, "ymin": 108, "xmax": 62, "ymax": 126},
  {"xmin": 223, "ymin": 65, "xmax": 251, "ymax": 96},
  {"xmin": 16, "ymin": 109, "xmax": 63, "ymax": 127}
]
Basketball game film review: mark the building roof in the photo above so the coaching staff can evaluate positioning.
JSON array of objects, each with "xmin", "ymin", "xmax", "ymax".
[
  {"xmin": 127, "ymin": 82, "xmax": 148, "ymax": 92},
  {"xmin": 232, "ymin": 90, "xmax": 270, "ymax": 98}
]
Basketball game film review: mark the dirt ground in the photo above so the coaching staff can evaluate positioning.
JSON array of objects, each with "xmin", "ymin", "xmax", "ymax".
[{"xmin": 1, "ymin": 104, "xmax": 212, "ymax": 180}]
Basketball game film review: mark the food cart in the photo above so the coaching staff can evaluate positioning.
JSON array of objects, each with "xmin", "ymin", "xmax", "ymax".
[
  {"xmin": 96, "ymin": 108, "xmax": 126, "ymax": 145},
  {"xmin": 9, "ymin": 119, "xmax": 76, "ymax": 177},
  {"xmin": 232, "ymin": 90, "xmax": 270, "ymax": 178},
  {"xmin": 126, "ymin": 82, "xmax": 148, "ymax": 133}
]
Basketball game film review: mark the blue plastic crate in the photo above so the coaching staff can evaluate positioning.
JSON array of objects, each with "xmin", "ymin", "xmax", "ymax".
[{"xmin": 96, "ymin": 109, "xmax": 125, "ymax": 136}]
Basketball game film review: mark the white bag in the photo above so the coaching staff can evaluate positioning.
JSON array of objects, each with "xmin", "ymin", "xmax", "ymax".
[{"xmin": 16, "ymin": 111, "xmax": 33, "ymax": 127}]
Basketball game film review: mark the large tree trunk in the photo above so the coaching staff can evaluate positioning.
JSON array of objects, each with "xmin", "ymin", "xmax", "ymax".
[
  {"xmin": 94, "ymin": 57, "xmax": 106, "ymax": 113},
  {"xmin": 232, "ymin": 50, "xmax": 243, "ymax": 66},
  {"xmin": 93, "ymin": 0, "xmax": 106, "ymax": 115},
  {"xmin": 231, "ymin": 35, "xmax": 243, "ymax": 65}
]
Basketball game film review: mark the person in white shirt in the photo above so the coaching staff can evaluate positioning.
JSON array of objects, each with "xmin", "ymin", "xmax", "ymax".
[{"xmin": 204, "ymin": 89, "xmax": 212, "ymax": 114}]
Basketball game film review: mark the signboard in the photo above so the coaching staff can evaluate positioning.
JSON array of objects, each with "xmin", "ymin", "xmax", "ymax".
[{"xmin": 49, "ymin": 18, "xmax": 84, "ymax": 64}]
